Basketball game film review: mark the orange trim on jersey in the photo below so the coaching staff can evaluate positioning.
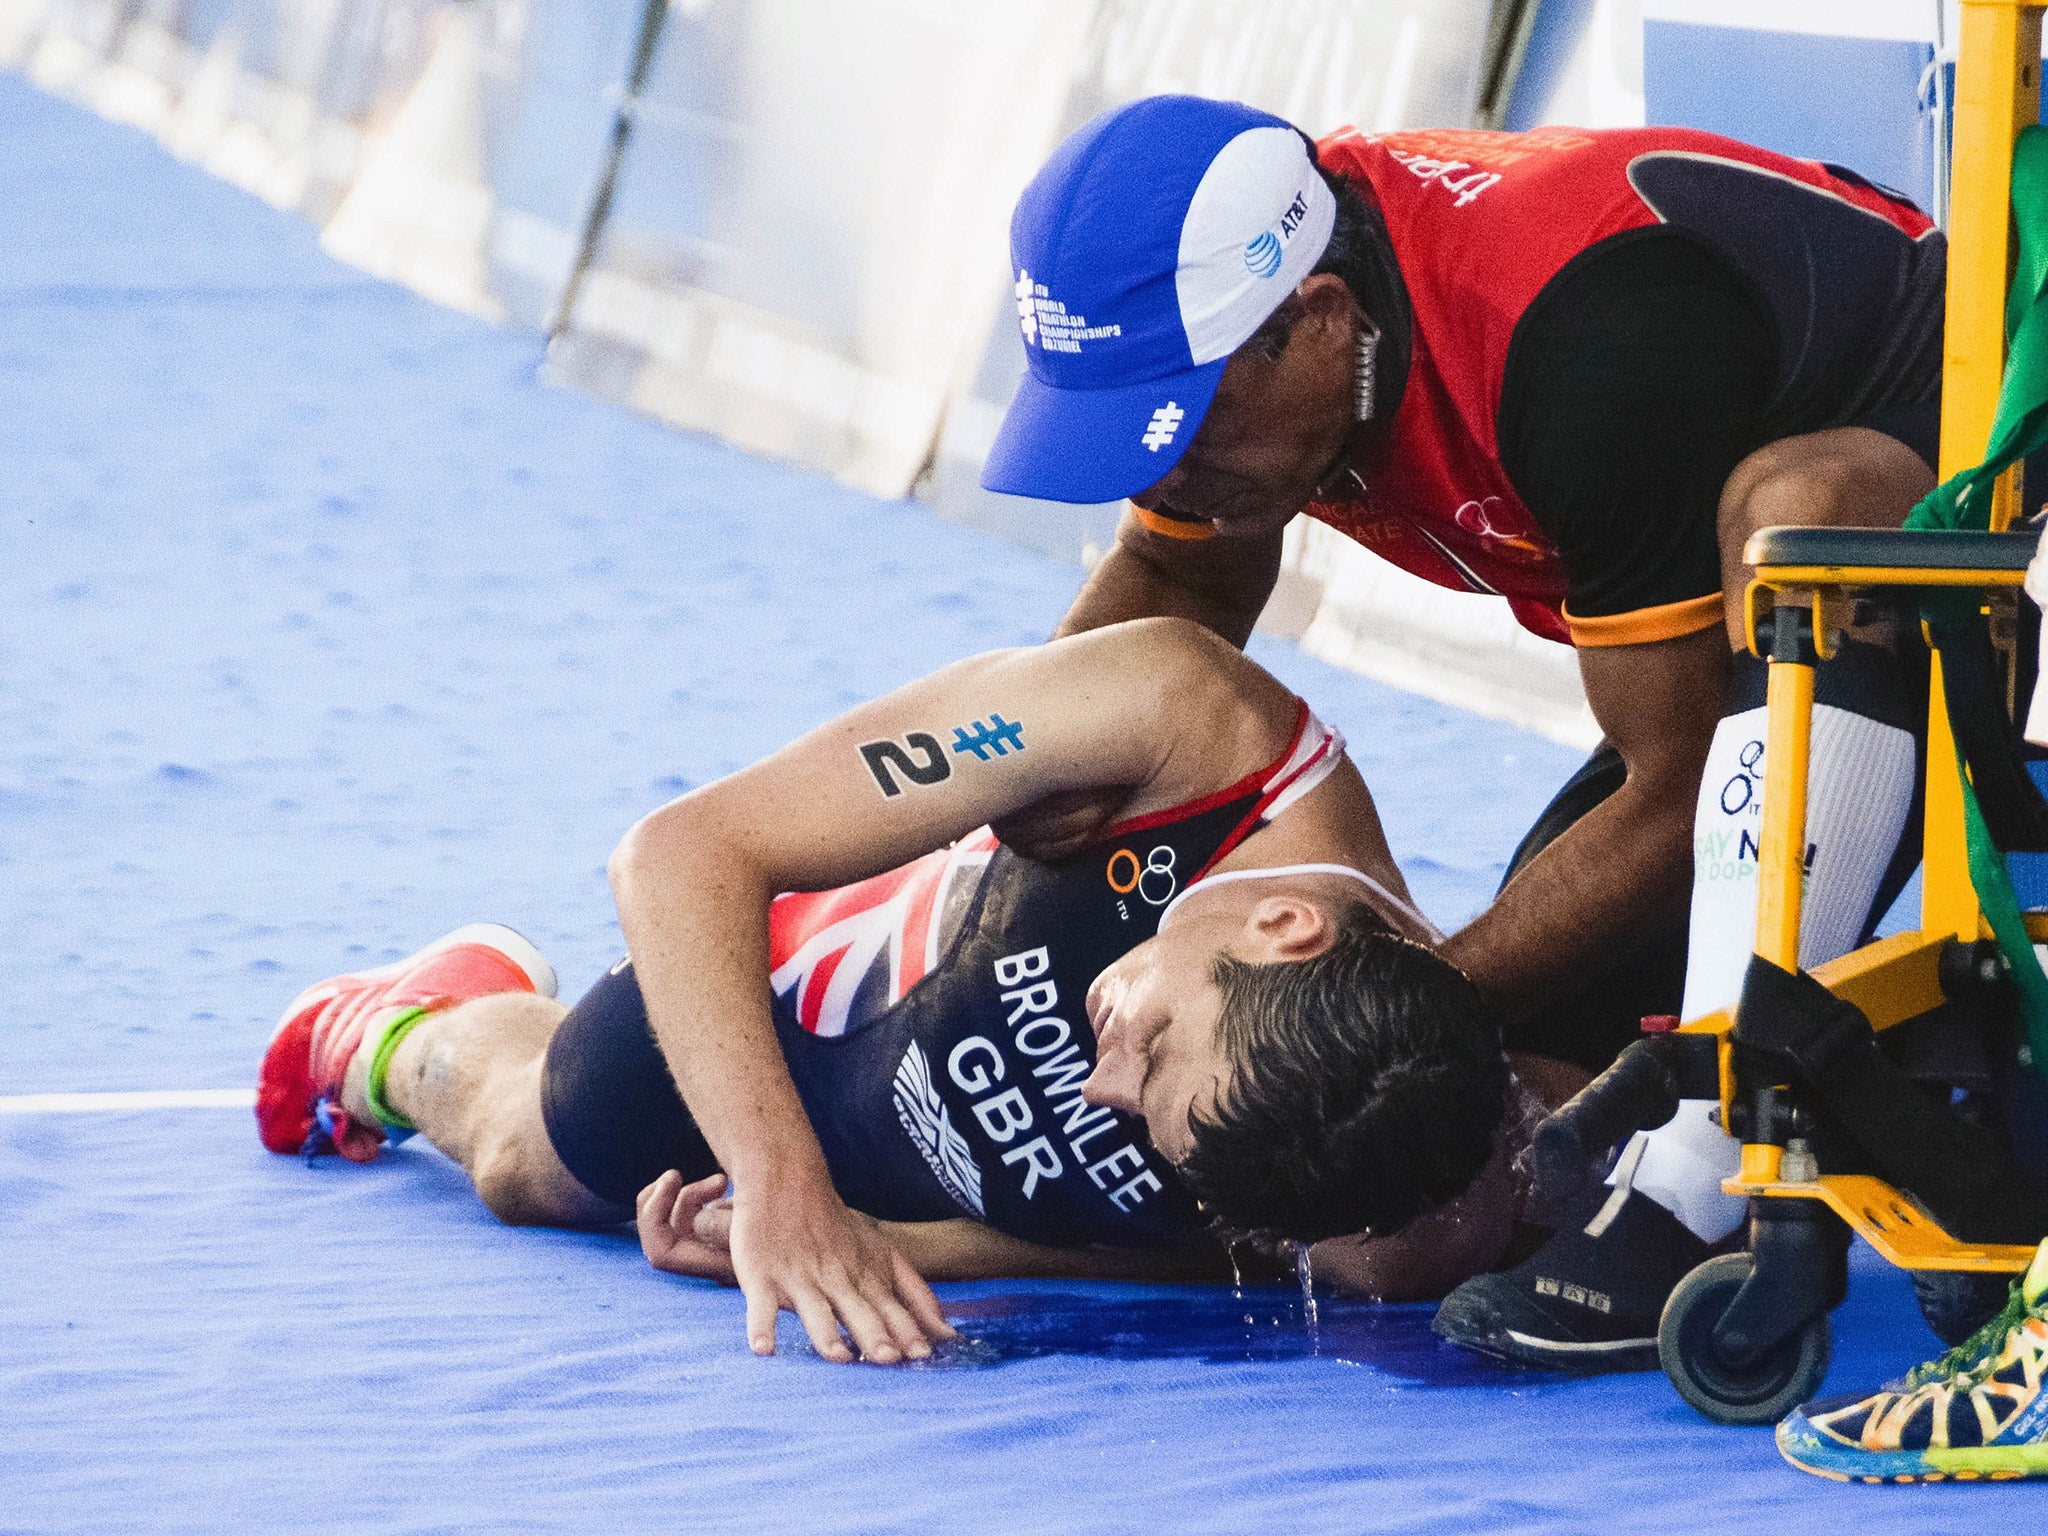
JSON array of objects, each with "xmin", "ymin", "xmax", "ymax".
[
  {"xmin": 1132, "ymin": 505, "xmax": 1219, "ymax": 542},
  {"xmin": 1564, "ymin": 592, "xmax": 1723, "ymax": 648}
]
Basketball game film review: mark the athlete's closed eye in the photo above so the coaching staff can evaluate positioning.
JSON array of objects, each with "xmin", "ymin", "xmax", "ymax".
[
  {"xmin": 1134, "ymin": 1017, "xmax": 1173, "ymax": 1124},
  {"xmin": 1135, "ymin": 1035, "xmax": 1159, "ymax": 1105}
]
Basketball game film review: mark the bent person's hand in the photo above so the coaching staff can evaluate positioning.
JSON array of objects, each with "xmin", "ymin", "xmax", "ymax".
[
  {"xmin": 637, "ymin": 1169, "xmax": 741, "ymax": 1285},
  {"xmin": 727, "ymin": 1168, "xmax": 956, "ymax": 1364}
]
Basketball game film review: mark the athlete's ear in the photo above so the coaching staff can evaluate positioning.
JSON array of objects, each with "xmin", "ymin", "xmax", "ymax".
[{"xmin": 1237, "ymin": 896, "xmax": 1338, "ymax": 963}]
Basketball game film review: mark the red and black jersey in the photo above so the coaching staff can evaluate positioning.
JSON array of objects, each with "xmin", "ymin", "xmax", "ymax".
[{"xmin": 1295, "ymin": 126, "xmax": 1941, "ymax": 647}]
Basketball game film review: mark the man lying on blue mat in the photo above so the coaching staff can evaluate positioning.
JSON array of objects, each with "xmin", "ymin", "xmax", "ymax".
[{"xmin": 257, "ymin": 617, "xmax": 1598, "ymax": 1364}]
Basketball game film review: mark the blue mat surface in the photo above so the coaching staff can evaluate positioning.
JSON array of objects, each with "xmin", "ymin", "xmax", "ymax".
[{"xmin": 0, "ymin": 74, "xmax": 2025, "ymax": 1532}]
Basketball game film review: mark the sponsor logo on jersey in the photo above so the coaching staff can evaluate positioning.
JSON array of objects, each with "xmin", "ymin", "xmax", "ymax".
[
  {"xmin": 1450, "ymin": 495, "xmax": 1552, "ymax": 564},
  {"xmin": 1105, "ymin": 845, "xmax": 1177, "ymax": 906},
  {"xmin": 1382, "ymin": 147, "xmax": 1502, "ymax": 208},
  {"xmin": 893, "ymin": 1041, "xmax": 985, "ymax": 1218}
]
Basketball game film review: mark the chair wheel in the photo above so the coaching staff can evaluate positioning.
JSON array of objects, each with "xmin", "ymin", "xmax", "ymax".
[{"xmin": 1658, "ymin": 1252, "xmax": 1831, "ymax": 1425}]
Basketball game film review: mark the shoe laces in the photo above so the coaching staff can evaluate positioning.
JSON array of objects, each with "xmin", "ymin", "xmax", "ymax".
[
  {"xmin": 300, "ymin": 1098, "xmax": 338, "ymax": 1163},
  {"xmin": 1902, "ymin": 1279, "xmax": 2031, "ymax": 1389}
]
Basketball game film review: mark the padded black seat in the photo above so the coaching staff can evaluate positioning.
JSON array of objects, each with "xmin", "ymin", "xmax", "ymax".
[{"xmin": 1747, "ymin": 525, "xmax": 2038, "ymax": 573}]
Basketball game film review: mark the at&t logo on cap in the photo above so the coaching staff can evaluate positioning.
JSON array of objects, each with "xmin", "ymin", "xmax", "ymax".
[
  {"xmin": 1243, "ymin": 187, "xmax": 1312, "ymax": 278},
  {"xmin": 1243, "ymin": 231, "xmax": 1282, "ymax": 278}
]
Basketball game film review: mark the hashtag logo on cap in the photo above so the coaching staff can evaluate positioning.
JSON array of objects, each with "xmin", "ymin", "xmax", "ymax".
[{"xmin": 1141, "ymin": 402, "xmax": 1185, "ymax": 451}]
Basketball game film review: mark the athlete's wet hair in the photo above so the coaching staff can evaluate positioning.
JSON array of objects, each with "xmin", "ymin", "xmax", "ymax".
[
  {"xmin": 1179, "ymin": 904, "xmax": 1506, "ymax": 1243},
  {"xmin": 1241, "ymin": 146, "xmax": 1413, "ymax": 424}
]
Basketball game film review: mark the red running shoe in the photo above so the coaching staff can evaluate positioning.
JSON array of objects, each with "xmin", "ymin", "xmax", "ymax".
[{"xmin": 255, "ymin": 923, "xmax": 556, "ymax": 1161}]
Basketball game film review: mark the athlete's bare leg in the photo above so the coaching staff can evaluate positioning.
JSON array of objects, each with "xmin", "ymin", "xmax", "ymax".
[{"xmin": 336, "ymin": 995, "xmax": 630, "ymax": 1228}]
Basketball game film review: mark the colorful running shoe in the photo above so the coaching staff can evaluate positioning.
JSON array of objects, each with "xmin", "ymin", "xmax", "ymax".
[
  {"xmin": 255, "ymin": 923, "xmax": 555, "ymax": 1162},
  {"xmin": 1777, "ymin": 1240, "xmax": 2048, "ymax": 1483}
]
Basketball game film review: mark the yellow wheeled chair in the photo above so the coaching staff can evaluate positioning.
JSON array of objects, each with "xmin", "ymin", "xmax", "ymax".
[{"xmin": 1534, "ymin": 0, "xmax": 2048, "ymax": 1425}]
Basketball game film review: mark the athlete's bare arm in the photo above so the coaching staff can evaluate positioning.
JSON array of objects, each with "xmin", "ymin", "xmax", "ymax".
[
  {"xmin": 1438, "ymin": 628, "xmax": 1728, "ymax": 1004},
  {"xmin": 1054, "ymin": 509, "xmax": 1283, "ymax": 646},
  {"xmin": 637, "ymin": 1170, "xmax": 1229, "ymax": 1286},
  {"xmin": 1301, "ymin": 1159, "xmax": 1520, "ymax": 1303},
  {"xmin": 608, "ymin": 618, "xmax": 1302, "ymax": 1364},
  {"xmin": 879, "ymin": 1221, "xmax": 1227, "ymax": 1283}
]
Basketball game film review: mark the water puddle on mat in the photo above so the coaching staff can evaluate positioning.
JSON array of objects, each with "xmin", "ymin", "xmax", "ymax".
[{"xmin": 902, "ymin": 1288, "xmax": 1515, "ymax": 1384}]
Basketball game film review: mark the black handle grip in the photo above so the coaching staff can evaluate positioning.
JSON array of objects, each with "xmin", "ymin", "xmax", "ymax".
[{"xmin": 1527, "ymin": 1038, "xmax": 1687, "ymax": 1223}]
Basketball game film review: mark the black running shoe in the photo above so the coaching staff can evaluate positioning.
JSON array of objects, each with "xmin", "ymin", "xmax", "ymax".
[{"xmin": 1431, "ymin": 1185, "xmax": 1713, "ymax": 1372}]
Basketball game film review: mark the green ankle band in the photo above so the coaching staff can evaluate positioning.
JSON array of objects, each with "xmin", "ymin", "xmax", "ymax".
[{"xmin": 364, "ymin": 1005, "xmax": 436, "ymax": 1132}]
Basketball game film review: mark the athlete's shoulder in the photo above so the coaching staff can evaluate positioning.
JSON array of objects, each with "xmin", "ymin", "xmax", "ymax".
[
  {"xmin": 1061, "ymin": 615, "xmax": 1262, "ymax": 694},
  {"xmin": 1054, "ymin": 618, "xmax": 1312, "ymax": 817}
]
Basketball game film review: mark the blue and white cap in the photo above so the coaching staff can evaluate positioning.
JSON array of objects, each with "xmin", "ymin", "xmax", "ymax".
[{"xmin": 981, "ymin": 96, "xmax": 1336, "ymax": 505}]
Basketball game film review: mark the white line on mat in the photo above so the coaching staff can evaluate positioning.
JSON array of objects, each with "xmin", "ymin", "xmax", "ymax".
[{"xmin": 0, "ymin": 1088, "xmax": 256, "ymax": 1113}]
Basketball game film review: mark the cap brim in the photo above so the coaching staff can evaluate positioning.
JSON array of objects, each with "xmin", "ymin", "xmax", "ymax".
[{"xmin": 979, "ymin": 359, "xmax": 1227, "ymax": 505}]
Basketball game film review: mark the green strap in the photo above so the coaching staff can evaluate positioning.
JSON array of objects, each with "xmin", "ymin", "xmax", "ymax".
[
  {"xmin": 1904, "ymin": 124, "xmax": 2048, "ymax": 1079},
  {"xmin": 363, "ymin": 1004, "xmax": 436, "ymax": 1132},
  {"xmin": 1908, "ymin": 128, "xmax": 2048, "ymax": 535}
]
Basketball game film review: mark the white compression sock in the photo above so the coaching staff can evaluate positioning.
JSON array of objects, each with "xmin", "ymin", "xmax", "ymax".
[{"xmin": 1620, "ymin": 649, "xmax": 1919, "ymax": 1242}]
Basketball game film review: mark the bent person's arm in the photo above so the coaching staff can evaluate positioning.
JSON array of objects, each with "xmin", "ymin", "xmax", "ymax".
[
  {"xmin": 610, "ymin": 619, "xmax": 1296, "ymax": 1362},
  {"xmin": 1437, "ymin": 627, "xmax": 1727, "ymax": 1007},
  {"xmin": 879, "ymin": 1221, "xmax": 1228, "ymax": 1283},
  {"xmin": 638, "ymin": 1170, "xmax": 1226, "ymax": 1286},
  {"xmin": 1055, "ymin": 506, "xmax": 1284, "ymax": 647}
]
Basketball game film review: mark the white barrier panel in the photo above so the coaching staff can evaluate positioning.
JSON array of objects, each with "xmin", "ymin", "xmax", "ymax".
[
  {"xmin": 5, "ymin": 0, "xmax": 1600, "ymax": 745},
  {"xmin": 2, "ymin": 0, "xmax": 479, "ymax": 222},
  {"xmin": 1291, "ymin": 520, "xmax": 1597, "ymax": 746},
  {"xmin": 921, "ymin": 0, "xmax": 1602, "ymax": 747},
  {"xmin": 528, "ymin": 0, "xmax": 1103, "ymax": 502},
  {"xmin": 321, "ymin": 1, "xmax": 510, "ymax": 319},
  {"xmin": 1643, "ymin": 0, "xmax": 1950, "ymax": 217}
]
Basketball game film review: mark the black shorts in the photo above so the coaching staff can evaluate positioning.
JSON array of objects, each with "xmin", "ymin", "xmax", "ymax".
[
  {"xmin": 538, "ymin": 960, "xmax": 718, "ymax": 1208},
  {"xmin": 1852, "ymin": 397, "xmax": 1940, "ymax": 476},
  {"xmin": 1495, "ymin": 749, "xmax": 1691, "ymax": 1072},
  {"xmin": 1851, "ymin": 397, "xmax": 2048, "ymax": 520}
]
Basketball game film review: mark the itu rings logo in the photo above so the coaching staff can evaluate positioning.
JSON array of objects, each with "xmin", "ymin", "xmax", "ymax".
[
  {"xmin": 1106, "ymin": 845, "xmax": 1178, "ymax": 907},
  {"xmin": 1243, "ymin": 230, "xmax": 1283, "ymax": 279}
]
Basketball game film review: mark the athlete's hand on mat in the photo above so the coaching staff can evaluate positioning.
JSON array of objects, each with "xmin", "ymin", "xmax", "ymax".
[
  {"xmin": 637, "ymin": 1170, "xmax": 740, "ymax": 1286},
  {"xmin": 727, "ymin": 1167, "xmax": 957, "ymax": 1365}
]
